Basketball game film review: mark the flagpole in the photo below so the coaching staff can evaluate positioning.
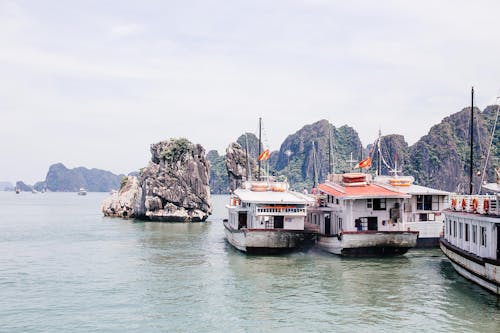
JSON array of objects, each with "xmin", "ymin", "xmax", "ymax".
[{"xmin": 258, "ymin": 117, "xmax": 262, "ymax": 181}]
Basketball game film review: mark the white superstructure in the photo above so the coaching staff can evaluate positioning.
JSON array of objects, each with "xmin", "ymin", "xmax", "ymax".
[{"xmin": 224, "ymin": 181, "xmax": 316, "ymax": 253}]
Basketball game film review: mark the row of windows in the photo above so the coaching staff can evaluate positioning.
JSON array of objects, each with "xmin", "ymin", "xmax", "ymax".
[{"xmin": 447, "ymin": 219, "xmax": 487, "ymax": 247}]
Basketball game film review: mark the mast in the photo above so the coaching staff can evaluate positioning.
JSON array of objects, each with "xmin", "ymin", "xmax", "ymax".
[
  {"xmin": 258, "ymin": 117, "xmax": 262, "ymax": 181},
  {"xmin": 328, "ymin": 126, "xmax": 333, "ymax": 174},
  {"xmin": 312, "ymin": 141, "xmax": 318, "ymax": 188},
  {"xmin": 245, "ymin": 133, "xmax": 250, "ymax": 181},
  {"xmin": 469, "ymin": 87, "xmax": 474, "ymax": 195},
  {"xmin": 377, "ymin": 129, "xmax": 382, "ymax": 176}
]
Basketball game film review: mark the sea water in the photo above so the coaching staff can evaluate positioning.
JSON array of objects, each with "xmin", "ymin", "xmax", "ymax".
[{"xmin": 0, "ymin": 192, "xmax": 499, "ymax": 332}]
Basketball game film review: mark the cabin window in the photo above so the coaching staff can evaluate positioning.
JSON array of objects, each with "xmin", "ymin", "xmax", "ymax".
[
  {"xmin": 373, "ymin": 199, "xmax": 386, "ymax": 210},
  {"xmin": 481, "ymin": 227, "xmax": 487, "ymax": 247},
  {"xmin": 453, "ymin": 221, "xmax": 457, "ymax": 237},
  {"xmin": 465, "ymin": 224, "xmax": 470, "ymax": 242},
  {"xmin": 417, "ymin": 195, "xmax": 438, "ymax": 211},
  {"xmin": 367, "ymin": 199, "xmax": 373, "ymax": 209},
  {"xmin": 472, "ymin": 225, "xmax": 477, "ymax": 244},
  {"xmin": 339, "ymin": 218, "xmax": 343, "ymax": 231},
  {"xmin": 459, "ymin": 222, "xmax": 463, "ymax": 239},
  {"xmin": 448, "ymin": 220, "xmax": 452, "ymax": 236},
  {"xmin": 336, "ymin": 199, "xmax": 339, "ymax": 205}
]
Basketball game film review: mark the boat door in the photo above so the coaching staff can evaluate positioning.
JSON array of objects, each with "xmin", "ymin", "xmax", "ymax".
[
  {"xmin": 367, "ymin": 217, "xmax": 378, "ymax": 231},
  {"xmin": 325, "ymin": 215, "xmax": 331, "ymax": 235},
  {"xmin": 274, "ymin": 216, "xmax": 284, "ymax": 229},
  {"xmin": 497, "ymin": 224, "xmax": 500, "ymax": 260},
  {"xmin": 238, "ymin": 212, "xmax": 247, "ymax": 229}
]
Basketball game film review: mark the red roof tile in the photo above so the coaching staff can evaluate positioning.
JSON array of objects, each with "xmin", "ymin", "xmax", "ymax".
[{"xmin": 318, "ymin": 183, "xmax": 407, "ymax": 198}]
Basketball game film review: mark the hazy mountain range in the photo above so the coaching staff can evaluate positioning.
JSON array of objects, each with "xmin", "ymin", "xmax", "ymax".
[{"xmin": 5, "ymin": 105, "xmax": 499, "ymax": 193}]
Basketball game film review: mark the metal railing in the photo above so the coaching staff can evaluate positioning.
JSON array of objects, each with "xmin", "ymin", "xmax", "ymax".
[{"xmin": 449, "ymin": 195, "xmax": 499, "ymax": 215}]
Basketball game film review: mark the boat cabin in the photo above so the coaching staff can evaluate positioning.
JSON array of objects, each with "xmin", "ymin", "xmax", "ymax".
[
  {"xmin": 444, "ymin": 194, "xmax": 500, "ymax": 260},
  {"xmin": 227, "ymin": 182, "xmax": 310, "ymax": 231},
  {"xmin": 308, "ymin": 173, "xmax": 410, "ymax": 236}
]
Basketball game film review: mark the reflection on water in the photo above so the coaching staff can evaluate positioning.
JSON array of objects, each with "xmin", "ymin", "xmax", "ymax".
[{"xmin": 0, "ymin": 193, "xmax": 499, "ymax": 332}]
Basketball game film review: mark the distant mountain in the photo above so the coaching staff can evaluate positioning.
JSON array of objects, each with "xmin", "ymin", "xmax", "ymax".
[
  {"xmin": 16, "ymin": 181, "xmax": 33, "ymax": 192},
  {"xmin": 39, "ymin": 163, "xmax": 124, "ymax": 192},
  {"xmin": 0, "ymin": 181, "xmax": 13, "ymax": 191}
]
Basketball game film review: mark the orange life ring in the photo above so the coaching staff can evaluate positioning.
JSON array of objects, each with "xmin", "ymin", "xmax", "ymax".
[
  {"xmin": 461, "ymin": 198, "xmax": 467, "ymax": 210},
  {"xmin": 451, "ymin": 198, "xmax": 457, "ymax": 209},
  {"xmin": 484, "ymin": 199, "xmax": 489, "ymax": 212},
  {"xmin": 472, "ymin": 198, "xmax": 478, "ymax": 212}
]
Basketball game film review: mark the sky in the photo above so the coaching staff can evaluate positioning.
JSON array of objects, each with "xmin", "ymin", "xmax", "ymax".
[{"xmin": 1, "ymin": 0, "xmax": 500, "ymax": 184}]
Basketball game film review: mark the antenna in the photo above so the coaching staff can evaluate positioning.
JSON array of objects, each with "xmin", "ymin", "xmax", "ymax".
[{"xmin": 347, "ymin": 152, "xmax": 357, "ymax": 171}]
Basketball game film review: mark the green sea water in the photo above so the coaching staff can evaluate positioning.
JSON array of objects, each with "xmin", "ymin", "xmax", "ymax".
[{"xmin": 1, "ymin": 192, "xmax": 499, "ymax": 332}]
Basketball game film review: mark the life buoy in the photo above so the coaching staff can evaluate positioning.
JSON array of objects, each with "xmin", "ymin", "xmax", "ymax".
[
  {"xmin": 472, "ymin": 198, "xmax": 479, "ymax": 212},
  {"xmin": 484, "ymin": 198, "xmax": 489, "ymax": 212},
  {"xmin": 461, "ymin": 198, "xmax": 467, "ymax": 210},
  {"xmin": 451, "ymin": 198, "xmax": 457, "ymax": 210}
]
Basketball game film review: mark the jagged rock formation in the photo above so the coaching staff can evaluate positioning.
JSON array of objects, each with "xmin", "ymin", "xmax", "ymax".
[
  {"xmin": 206, "ymin": 150, "xmax": 229, "ymax": 194},
  {"xmin": 406, "ymin": 107, "xmax": 496, "ymax": 192},
  {"xmin": 102, "ymin": 138, "xmax": 212, "ymax": 222},
  {"xmin": 370, "ymin": 134, "xmax": 410, "ymax": 176},
  {"xmin": 101, "ymin": 176, "xmax": 141, "ymax": 218},
  {"xmin": 225, "ymin": 142, "xmax": 258, "ymax": 191},
  {"xmin": 274, "ymin": 120, "xmax": 363, "ymax": 191}
]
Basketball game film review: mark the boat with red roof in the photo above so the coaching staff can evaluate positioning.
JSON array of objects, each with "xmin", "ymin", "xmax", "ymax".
[{"xmin": 307, "ymin": 172, "xmax": 419, "ymax": 256}]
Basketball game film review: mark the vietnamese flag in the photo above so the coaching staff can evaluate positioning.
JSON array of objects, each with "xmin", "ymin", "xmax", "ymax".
[
  {"xmin": 258, "ymin": 149, "xmax": 270, "ymax": 161},
  {"xmin": 356, "ymin": 157, "xmax": 371, "ymax": 169}
]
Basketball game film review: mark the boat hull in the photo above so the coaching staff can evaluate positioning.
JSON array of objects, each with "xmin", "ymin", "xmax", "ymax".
[
  {"xmin": 440, "ymin": 239, "xmax": 500, "ymax": 295},
  {"xmin": 224, "ymin": 222, "xmax": 315, "ymax": 254},
  {"xmin": 317, "ymin": 231, "xmax": 418, "ymax": 257}
]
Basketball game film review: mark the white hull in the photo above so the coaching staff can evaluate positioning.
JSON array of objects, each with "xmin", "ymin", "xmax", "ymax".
[
  {"xmin": 317, "ymin": 232, "xmax": 418, "ymax": 256},
  {"xmin": 224, "ymin": 222, "xmax": 314, "ymax": 253},
  {"xmin": 440, "ymin": 240, "xmax": 500, "ymax": 295}
]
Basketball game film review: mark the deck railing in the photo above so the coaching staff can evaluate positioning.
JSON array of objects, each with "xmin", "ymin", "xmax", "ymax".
[
  {"xmin": 256, "ymin": 207, "xmax": 306, "ymax": 215},
  {"xmin": 449, "ymin": 195, "xmax": 499, "ymax": 215}
]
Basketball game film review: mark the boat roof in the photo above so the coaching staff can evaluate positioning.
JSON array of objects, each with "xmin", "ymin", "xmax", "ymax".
[
  {"xmin": 234, "ymin": 188, "xmax": 312, "ymax": 204},
  {"xmin": 482, "ymin": 182, "xmax": 500, "ymax": 194},
  {"xmin": 380, "ymin": 183, "xmax": 451, "ymax": 196},
  {"xmin": 318, "ymin": 182, "xmax": 410, "ymax": 199}
]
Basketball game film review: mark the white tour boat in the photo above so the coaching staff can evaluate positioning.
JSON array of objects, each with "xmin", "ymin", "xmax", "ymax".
[
  {"xmin": 77, "ymin": 188, "xmax": 87, "ymax": 196},
  {"xmin": 224, "ymin": 181, "xmax": 316, "ymax": 254},
  {"xmin": 440, "ymin": 186, "xmax": 500, "ymax": 295},
  {"xmin": 440, "ymin": 88, "xmax": 500, "ymax": 295},
  {"xmin": 374, "ymin": 175, "xmax": 450, "ymax": 247},
  {"xmin": 308, "ymin": 173, "xmax": 418, "ymax": 256}
]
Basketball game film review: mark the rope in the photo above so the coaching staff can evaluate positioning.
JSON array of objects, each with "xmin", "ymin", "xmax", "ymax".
[{"xmin": 479, "ymin": 98, "xmax": 500, "ymax": 193}]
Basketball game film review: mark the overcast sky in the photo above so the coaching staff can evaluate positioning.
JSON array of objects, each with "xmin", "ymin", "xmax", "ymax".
[{"xmin": 1, "ymin": 0, "xmax": 500, "ymax": 184}]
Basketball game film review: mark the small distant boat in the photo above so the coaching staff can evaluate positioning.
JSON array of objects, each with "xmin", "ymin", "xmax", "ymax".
[
  {"xmin": 77, "ymin": 188, "xmax": 87, "ymax": 196},
  {"xmin": 15, "ymin": 188, "xmax": 20, "ymax": 194},
  {"xmin": 31, "ymin": 189, "xmax": 38, "ymax": 194}
]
